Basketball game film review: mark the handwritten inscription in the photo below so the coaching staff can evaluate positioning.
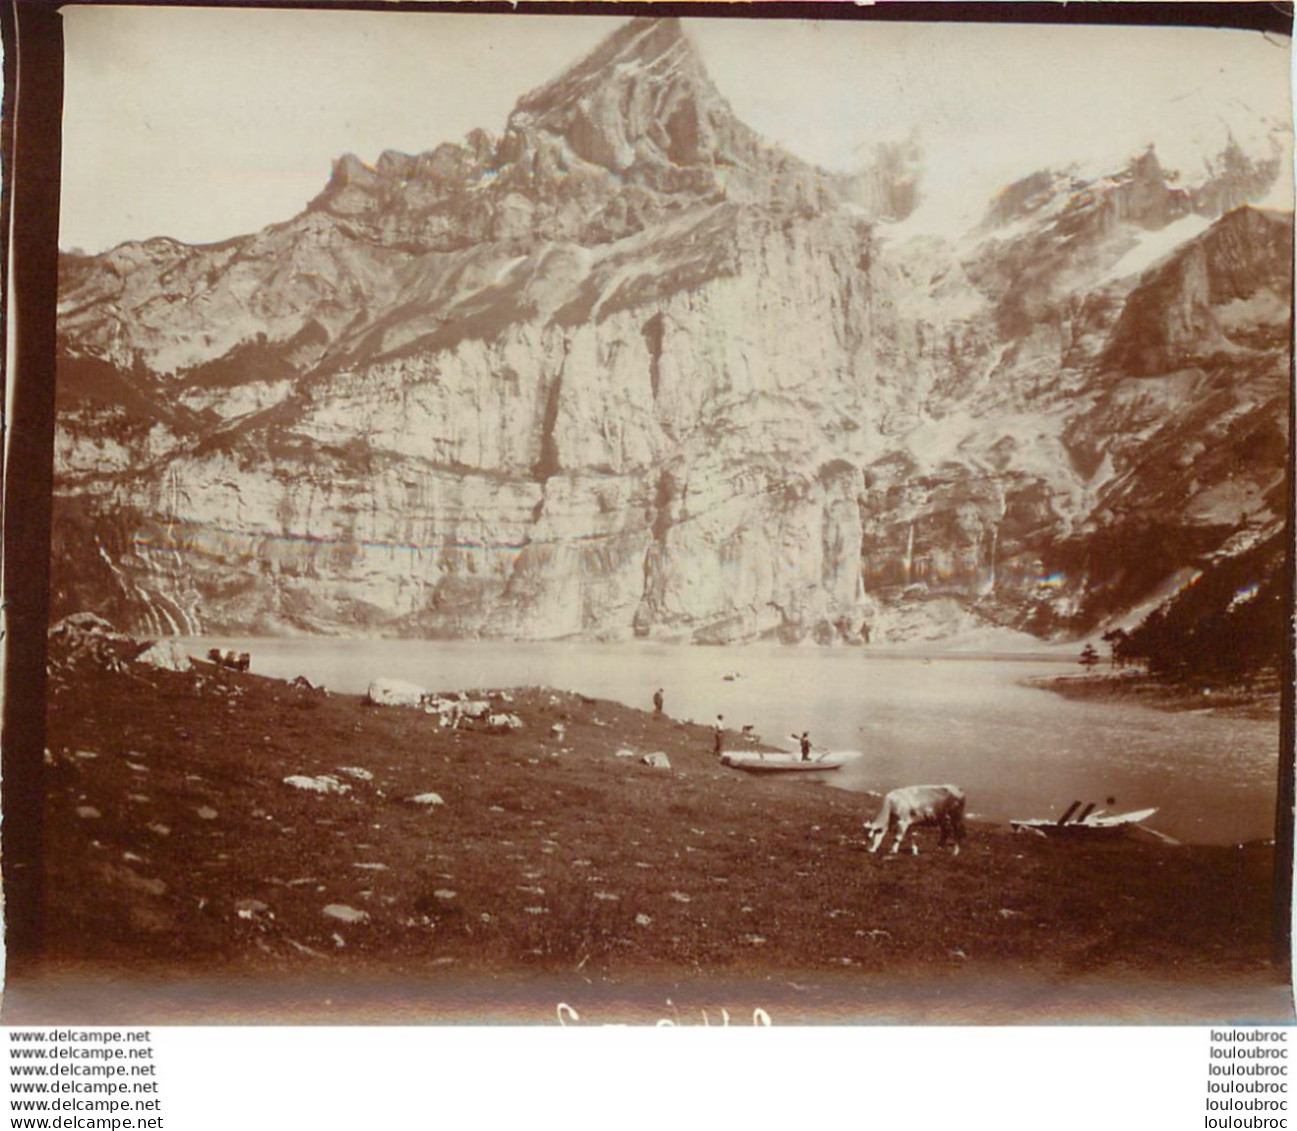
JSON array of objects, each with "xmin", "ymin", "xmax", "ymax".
[{"xmin": 556, "ymin": 1002, "xmax": 772, "ymax": 1027}]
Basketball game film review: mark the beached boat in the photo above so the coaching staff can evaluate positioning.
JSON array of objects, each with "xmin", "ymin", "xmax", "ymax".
[
  {"xmin": 1010, "ymin": 803, "xmax": 1159, "ymax": 838},
  {"xmin": 721, "ymin": 752, "xmax": 853, "ymax": 773}
]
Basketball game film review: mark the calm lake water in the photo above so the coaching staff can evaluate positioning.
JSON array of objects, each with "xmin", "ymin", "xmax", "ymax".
[{"xmin": 190, "ymin": 638, "xmax": 1284, "ymax": 846}]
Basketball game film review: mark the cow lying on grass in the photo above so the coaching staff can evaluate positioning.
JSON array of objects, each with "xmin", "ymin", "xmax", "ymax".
[{"xmin": 867, "ymin": 784, "xmax": 966, "ymax": 856}]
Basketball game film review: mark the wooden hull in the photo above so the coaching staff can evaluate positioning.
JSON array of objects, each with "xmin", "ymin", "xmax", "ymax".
[
  {"xmin": 1010, "ymin": 807, "xmax": 1158, "ymax": 837},
  {"xmin": 722, "ymin": 754, "xmax": 847, "ymax": 773}
]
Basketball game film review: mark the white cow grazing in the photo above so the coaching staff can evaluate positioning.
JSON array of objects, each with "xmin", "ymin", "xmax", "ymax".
[{"xmin": 867, "ymin": 785, "xmax": 966, "ymax": 856}]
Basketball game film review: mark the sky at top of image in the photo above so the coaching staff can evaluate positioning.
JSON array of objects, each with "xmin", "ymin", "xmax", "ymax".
[{"xmin": 59, "ymin": 6, "xmax": 1294, "ymax": 254}]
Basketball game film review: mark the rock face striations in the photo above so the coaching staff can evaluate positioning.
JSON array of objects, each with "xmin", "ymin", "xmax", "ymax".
[{"xmin": 53, "ymin": 18, "xmax": 1292, "ymax": 646}]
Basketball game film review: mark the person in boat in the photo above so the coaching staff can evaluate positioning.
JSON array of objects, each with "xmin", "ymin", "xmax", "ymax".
[
  {"xmin": 713, "ymin": 715, "xmax": 725, "ymax": 757},
  {"xmin": 653, "ymin": 688, "xmax": 664, "ymax": 715},
  {"xmin": 799, "ymin": 732, "xmax": 812, "ymax": 761}
]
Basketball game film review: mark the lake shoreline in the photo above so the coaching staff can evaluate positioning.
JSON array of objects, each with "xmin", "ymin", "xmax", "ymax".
[
  {"xmin": 175, "ymin": 635, "xmax": 1284, "ymax": 844},
  {"xmin": 12, "ymin": 621, "xmax": 1291, "ymax": 1025},
  {"xmin": 1028, "ymin": 670, "xmax": 1283, "ymax": 721}
]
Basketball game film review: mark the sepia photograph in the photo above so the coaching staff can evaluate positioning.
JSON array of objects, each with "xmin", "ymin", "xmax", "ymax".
[{"xmin": 3, "ymin": 2, "xmax": 1293, "ymax": 1030}]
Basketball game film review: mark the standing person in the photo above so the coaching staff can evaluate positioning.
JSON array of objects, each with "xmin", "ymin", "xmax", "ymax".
[
  {"xmin": 799, "ymin": 731, "xmax": 812, "ymax": 761},
  {"xmin": 653, "ymin": 687, "xmax": 664, "ymax": 715},
  {"xmin": 713, "ymin": 715, "xmax": 725, "ymax": 757}
]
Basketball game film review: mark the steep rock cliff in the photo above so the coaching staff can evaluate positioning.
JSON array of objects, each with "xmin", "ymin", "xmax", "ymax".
[{"xmin": 51, "ymin": 17, "xmax": 1292, "ymax": 645}]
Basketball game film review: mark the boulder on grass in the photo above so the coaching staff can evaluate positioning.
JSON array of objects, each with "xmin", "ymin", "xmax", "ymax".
[
  {"xmin": 283, "ymin": 774, "xmax": 350, "ymax": 795},
  {"xmin": 409, "ymin": 792, "xmax": 445, "ymax": 807},
  {"xmin": 135, "ymin": 640, "xmax": 193, "ymax": 673},
  {"xmin": 366, "ymin": 678, "xmax": 429, "ymax": 708}
]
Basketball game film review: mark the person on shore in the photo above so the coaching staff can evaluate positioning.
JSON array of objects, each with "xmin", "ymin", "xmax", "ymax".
[
  {"xmin": 713, "ymin": 715, "xmax": 724, "ymax": 757},
  {"xmin": 653, "ymin": 688, "xmax": 664, "ymax": 715}
]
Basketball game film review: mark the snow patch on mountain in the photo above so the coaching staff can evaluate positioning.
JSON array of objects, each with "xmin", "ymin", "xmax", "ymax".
[
  {"xmin": 1094, "ymin": 213, "xmax": 1215, "ymax": 286},
  {"xmin": 50, "ymin": 17, "xmax": 1294, "ymax": 647}
]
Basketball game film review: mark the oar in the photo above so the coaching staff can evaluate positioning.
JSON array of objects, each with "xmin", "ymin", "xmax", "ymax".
[{"xmin": 1137, "ymin": 824, "xmax": 1181, "ymax": 846}]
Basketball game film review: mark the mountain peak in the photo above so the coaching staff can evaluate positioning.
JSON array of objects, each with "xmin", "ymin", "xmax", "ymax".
[
  {"xmin": 504, "ymin": 16, "xmax": 763, "ymax": 179},
  {"xmin": 515, "ymin": 18, "xmax": 694, "ymax": 119},
  {"xmin": 301, "ymin": 16, "xmax": 834, "ymax": 251}
]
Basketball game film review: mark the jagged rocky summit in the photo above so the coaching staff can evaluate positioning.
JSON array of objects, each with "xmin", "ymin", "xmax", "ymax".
[{"xmin": 53, "ymin": 17, "xmax": 1292, "ymax": 647}]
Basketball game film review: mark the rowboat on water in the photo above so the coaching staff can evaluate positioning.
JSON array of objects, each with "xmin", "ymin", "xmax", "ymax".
[
  {"xmin": 1009, "ymin": 801, "xmax": 1160, "ymax": 838},
  {"xmin": 721, "ymin": 751, "xmax": 857, "ymax": 774}
]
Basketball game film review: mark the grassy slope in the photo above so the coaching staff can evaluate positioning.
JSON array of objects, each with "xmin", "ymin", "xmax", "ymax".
[{"xmin": 10, "ymin": 648, "xmax": 1291, "ymax": 1024}]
